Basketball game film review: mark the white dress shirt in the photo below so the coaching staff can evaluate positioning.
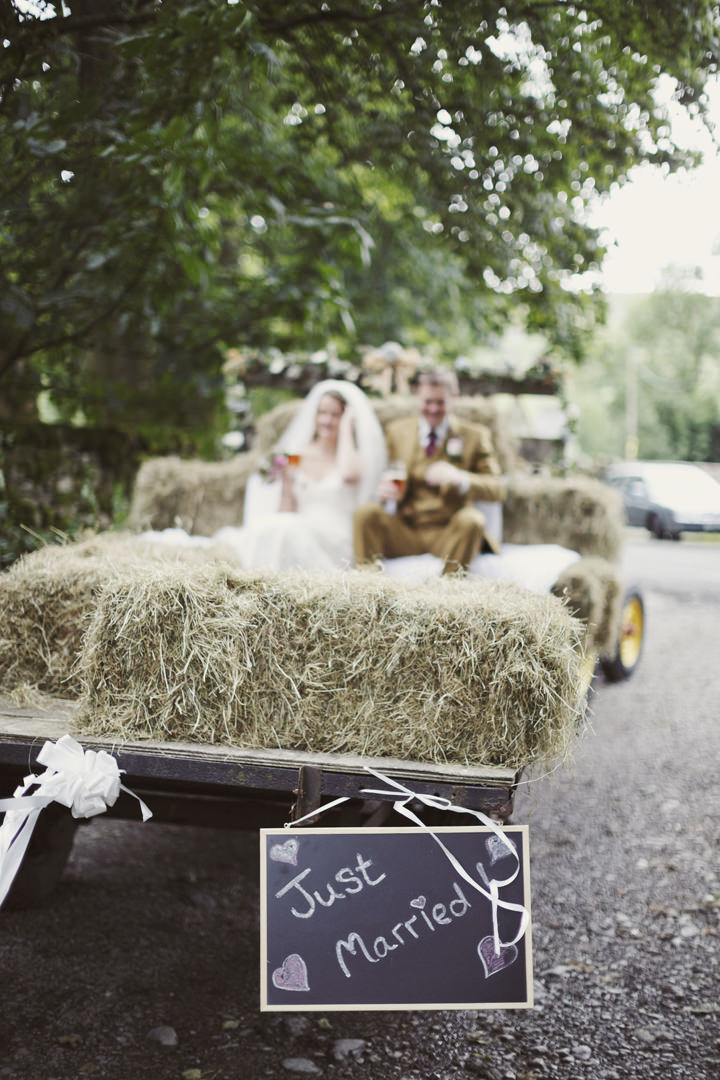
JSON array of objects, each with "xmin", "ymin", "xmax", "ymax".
[{"xmin": 418, "ymin": 417, "xmax": 449, "ymax": 451}]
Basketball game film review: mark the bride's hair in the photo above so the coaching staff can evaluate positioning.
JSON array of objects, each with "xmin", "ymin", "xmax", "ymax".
[{"xmin": 311, "ymin": 390, "xmax": 346, "ymax": 441}]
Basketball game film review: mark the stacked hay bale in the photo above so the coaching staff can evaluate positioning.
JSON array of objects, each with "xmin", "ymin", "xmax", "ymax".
[
  {"xmin": 504, "ymin": 474, "xmax": 624, "ymax": 561},
  {"xmin": 502, "ymin": 475, "xmax": 625, "ymax": 654},
  {"xmin": 550, "ymin": 557, "xmax": 624, "ymax": 659},
  {"xmin": 77, "ymin": 564, "xmax": 587, "ymax": 770},
  {"xmin": 253, "ymin": 399, "xmax": 304, "ymax": 454},
  {"xmin": 127, "ymin": 452, "xmax": 262, "ymax": 535}
]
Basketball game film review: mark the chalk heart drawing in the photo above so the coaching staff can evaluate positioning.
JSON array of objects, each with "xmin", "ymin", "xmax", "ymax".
[
  {"xmin": 272, "ymin": 953, "xmax": 310, "ymax": 993},
  {"xmin": 485, "ymin": 833, "xmax": 517, "ymax": 865},
  {"xmin": 270, "ymin": 838, "xmax": 300, "ymax": 866},
  {"xmin": 410, "ymin": 896, "xmax": 426, "ymax": 910},
  {"xmin": 478, "ymin": 936, "xmax": 518, "ymax": 978}
]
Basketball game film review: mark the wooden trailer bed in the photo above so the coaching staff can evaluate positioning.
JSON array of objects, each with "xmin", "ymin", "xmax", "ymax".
[{"xmin": 0, "ymin": 696, "xmax": 519, "ymax": 906}]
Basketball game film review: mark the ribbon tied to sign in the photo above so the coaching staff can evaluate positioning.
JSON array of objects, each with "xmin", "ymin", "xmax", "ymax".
[
  {"xmin": 0, "ymin": 734, "xmax": 152, "ymax": 908},
  {"xmin": 285, "ymin": 766, "xmax": 529, "ymax": 957}
]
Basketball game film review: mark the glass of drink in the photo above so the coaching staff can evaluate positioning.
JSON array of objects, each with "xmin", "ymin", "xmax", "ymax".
[
  {"xmin": 286, "ymin": 452, "xmax": 301, "ymax": 467},
  {"xmin": 384, "ymin": 461, "xmax": 407, "ymax": 513},
  {"xmin": 389, "ymin": 461, "xmax": 407, "ymax": 497}
]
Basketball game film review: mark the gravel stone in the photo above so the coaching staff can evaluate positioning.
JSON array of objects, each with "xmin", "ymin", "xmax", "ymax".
[
  {"xmin": 281, "ymin": 1058, "xmax": 322, "ymax": 1075},
  {"xmin": 145, "ymin": 1026, "xmax": 178, "ymax": 1047},
  {"xmin": 284, "ymin": 1016, "xmax": 312, "ymax": 1037},
  {"xmin": 332, "ymin": 1039, "xmax": 367, "ymax": 1062}
]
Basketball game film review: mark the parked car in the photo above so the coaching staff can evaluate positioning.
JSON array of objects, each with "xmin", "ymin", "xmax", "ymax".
[{"xmin": 604, "ymin": 461, "xmax": 720, "ymax": 540}]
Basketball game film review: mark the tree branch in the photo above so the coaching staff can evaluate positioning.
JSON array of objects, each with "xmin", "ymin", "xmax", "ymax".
[
  {"xmin": 5, "ymin": 7, "xmax": 156, "ymax": 42},
  {"xmin": 257, "ymin": 3, "xmax": 414, "ymax": 37},
  {"xmin": 0, "ymin": 245, "xmax": 153, "ymax": 379}
]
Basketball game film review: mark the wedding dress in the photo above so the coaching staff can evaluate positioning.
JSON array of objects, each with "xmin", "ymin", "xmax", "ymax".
[{"xmin": 214, "ymin": 466, "xmax": 360, "ymax": 572}]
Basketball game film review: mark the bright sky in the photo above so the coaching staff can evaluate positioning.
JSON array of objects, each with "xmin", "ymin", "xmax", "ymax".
[{"xmin": 589, "ymin": 75, "xmax": 720, "ymax": 297}]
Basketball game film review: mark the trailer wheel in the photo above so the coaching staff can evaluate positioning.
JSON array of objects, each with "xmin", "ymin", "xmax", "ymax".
[
  {"xmin": 649, "ymin": 513, "xmax": 665, "ymax": 540},
  {"xmin": 600, "ymin": 587, "xmax": 645, "ymax": 682}
]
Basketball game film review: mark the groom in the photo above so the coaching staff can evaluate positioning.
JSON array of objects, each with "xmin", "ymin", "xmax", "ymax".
[{"xmin": 353, "ymin": 368, "xmax": 505, "ymax": 574}]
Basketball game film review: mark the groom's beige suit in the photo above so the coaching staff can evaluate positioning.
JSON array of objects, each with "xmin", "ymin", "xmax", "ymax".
[{"xmin": 353, "ymin": 415, "xmax": 505, "ymax": 573}]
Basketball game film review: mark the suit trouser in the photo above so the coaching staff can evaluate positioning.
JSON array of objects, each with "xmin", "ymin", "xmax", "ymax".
[{"xmin": 353, "ymin": 504, "xmax": 487, "ymax": 574}]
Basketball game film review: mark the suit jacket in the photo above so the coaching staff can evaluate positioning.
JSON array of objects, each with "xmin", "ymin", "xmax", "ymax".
[{"xmin": 385, "ymin": 415, "xmax": 505, "ymax": 552}]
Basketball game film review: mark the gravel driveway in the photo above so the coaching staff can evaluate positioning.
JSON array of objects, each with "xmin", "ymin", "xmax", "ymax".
[{"xmin": 1, "ymin": 571, "xmax": 718, "ymax": 1079}]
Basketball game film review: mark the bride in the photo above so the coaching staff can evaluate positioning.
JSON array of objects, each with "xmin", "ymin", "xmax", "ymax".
[{"xmin": 215, "ymin": 380, "xmax": 386, "ymax": 572}]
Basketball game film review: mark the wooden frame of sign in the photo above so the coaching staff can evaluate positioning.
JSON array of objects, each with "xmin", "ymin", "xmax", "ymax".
[{"xmin": 260, "ymin": 826, "xmax": 532, "ymax": 1011}]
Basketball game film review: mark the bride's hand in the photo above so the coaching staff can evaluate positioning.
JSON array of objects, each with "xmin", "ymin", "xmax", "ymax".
[{"xmin": 280, "ymin": 459, "xmax": 296, "ymax": 487}]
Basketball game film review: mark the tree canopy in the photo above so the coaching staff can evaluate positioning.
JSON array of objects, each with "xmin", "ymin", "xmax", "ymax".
[{"xmin": 2, "ymin": 0, "xmax": 719, "ymax": 438}]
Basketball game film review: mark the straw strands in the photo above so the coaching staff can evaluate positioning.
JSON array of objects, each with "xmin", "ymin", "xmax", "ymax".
[
  {"xmin": 253, "ymin": 400, "xmax": 303, "ymax": 454},
  {"xmin": 503, "ymin": 474, "xmax": 624, "ymax": 561},
  {"xmin": 77, "ymin": 565, "xmax": 588, "ymax": 770},
  {"xmin": 0, "ymin": 534, "xmax": 230, "ymax": 698},
  {"xmin": 551, "ymin": 557, "xmax": 624, "ymax": 658}
]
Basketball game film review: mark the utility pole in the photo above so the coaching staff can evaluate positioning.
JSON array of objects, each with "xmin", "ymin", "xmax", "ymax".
[{"xmin": 625, "ymin": 348, "xmax": 639, "ymax": 460}]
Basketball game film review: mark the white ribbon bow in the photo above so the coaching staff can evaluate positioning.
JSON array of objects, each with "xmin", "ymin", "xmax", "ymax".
[
  {"xmin": 0, "ymin": 734, "xmax": 152, "ymax": 908},
  {"xmin": 285, "ymin": 765, "xmax": 529, "ymax": 955}
]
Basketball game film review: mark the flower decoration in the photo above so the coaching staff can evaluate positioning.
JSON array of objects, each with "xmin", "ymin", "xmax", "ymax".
[
  {"xmin": 258, "ymin": 453, "xmax": 288, "ymax": 482},
  {"xmin": 446, "ymin": 436, "xmax": 464, "ymax": 460}
]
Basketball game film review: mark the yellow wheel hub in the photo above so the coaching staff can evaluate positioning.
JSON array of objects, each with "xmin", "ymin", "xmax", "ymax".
[{"xmin": 618, "ymin": 595, "xmax": 644, "ymax": 669}]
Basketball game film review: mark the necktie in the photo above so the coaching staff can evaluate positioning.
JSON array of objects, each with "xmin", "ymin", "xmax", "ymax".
[{"xmin": 426, "ymin": 428, "xmax": 437, "ymax": 456}]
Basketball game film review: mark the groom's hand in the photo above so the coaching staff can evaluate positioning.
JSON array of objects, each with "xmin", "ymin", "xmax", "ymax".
[
  {"xmin": 425, "ymin": 461, "xmax": 466, "ymax": 489},
  {"xmin": 376, "ymin": 475, "xmax": 400, "ymax": 501}
]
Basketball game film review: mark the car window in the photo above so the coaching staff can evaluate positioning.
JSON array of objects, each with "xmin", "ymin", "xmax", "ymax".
[{"xmin": 626, "ymin": 479, "xmax": 647, "ymax": 498}]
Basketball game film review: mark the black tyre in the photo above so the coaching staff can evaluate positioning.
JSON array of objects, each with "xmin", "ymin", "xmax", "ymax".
[
  {"xmin": 649, "ymin": 514, "xmax": 665, "ymax": 540},
  {"xmin": 600, "ymin": 587, "xmax": 645, "ymax": 682}
]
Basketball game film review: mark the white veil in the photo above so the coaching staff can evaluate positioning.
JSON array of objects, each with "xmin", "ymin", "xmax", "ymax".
[
  {"xmin": 243, "ymin": 379, "xmax": 387, "ymax": 525},
  {"xmin": 276, "ymin": 379, "xmax": 386, "ymax": 505}
]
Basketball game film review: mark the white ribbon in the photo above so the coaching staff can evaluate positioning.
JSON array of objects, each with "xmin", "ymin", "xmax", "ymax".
[
  {"xmin": 285, "ymin": 765, "xmax": 529, "ymax": 955},
  {"xmin": 0, "ymin": 734, "xmax": 152, "ymax": 908}
]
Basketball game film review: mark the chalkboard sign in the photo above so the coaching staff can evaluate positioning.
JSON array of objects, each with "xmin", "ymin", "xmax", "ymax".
[{"xmin": 260, "ymin": 826, "xmax": 532, "ymax": 1011}]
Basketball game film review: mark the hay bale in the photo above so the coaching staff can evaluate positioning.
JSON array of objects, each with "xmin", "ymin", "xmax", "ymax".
[
  {"xmin": 253, "ymin": 400, "xmax": 303, "ymax": 454},
  {"xmin": 127, "ymin": 452, "xmax": 262, "ymax": 535},
  {"xmin": 77, "ymin": 565, "xmax": 587, "ymax": 770},
  {"xmin": 503, "ymin": 475, "xmax": 624, "ymax": 560},
  {"xmin": 550, "ymin": 557, "xmax": 623, "ymax": 657},
  {"xmin": 0, "ymin": 534, "xmax": 230, "ymax": 698}
]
